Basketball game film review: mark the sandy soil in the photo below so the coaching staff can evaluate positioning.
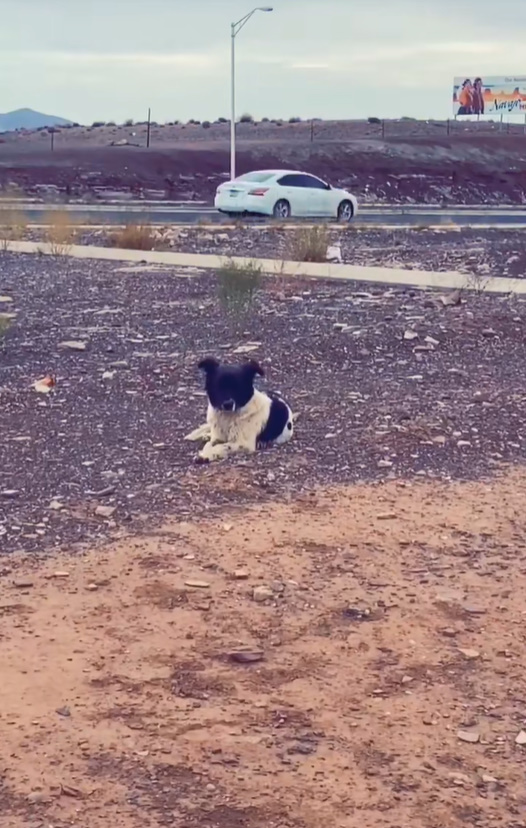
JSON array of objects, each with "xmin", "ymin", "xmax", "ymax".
[{"xmin": 2, "ymin": 468, "xmax": 526, "ymax": 828}]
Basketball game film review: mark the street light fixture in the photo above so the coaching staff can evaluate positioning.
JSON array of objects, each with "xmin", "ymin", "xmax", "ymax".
[{"xmin": 230, "ymin": 6, "xmax": 273, "ymax": 180}]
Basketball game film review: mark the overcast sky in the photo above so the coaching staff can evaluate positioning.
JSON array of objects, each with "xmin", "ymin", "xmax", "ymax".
[{"xmin": 1, "ymin": 0, "xmax": 525, "ymax": 123}]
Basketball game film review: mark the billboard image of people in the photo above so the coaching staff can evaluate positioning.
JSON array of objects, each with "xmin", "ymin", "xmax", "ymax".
[{"xmin": 453, "ymin": 76, "xmax": 526, "ymax": 115}]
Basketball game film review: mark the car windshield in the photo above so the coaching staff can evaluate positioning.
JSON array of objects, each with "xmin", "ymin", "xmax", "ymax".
[{"xmin": 235, "ymin": 172, "xmax": 274, "ymax": 183}]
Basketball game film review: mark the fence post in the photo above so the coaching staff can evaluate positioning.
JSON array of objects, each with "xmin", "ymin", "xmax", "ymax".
[
  {"xmin": 146, "ymin": 107, "xmax": 151, "ymax": 148},
  {"xmin": 50, "ymin": 129, "xmax": 55, "ymax": 152},
  {"xmin": 381, "ymin": 120, "xmax": 385, "ymax": 139},
  {"xmin": 447, "ymin": 119, "xmax": 450, "ymax": 136},
  {"xmin": 310, "ymin": 119, "xmax": 314, "ymax": 143}
]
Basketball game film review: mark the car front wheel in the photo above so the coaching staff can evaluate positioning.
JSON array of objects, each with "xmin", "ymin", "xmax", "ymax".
[
  {"xmin": 273, "ymin": 199, "xmax": 291, "ymax": 220},
  {"xmin": 337, "ymin": 200, "xmax": 354, "ymax": 223}
]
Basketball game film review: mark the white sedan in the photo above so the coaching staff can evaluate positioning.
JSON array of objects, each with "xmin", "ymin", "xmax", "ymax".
[{"xmin": 214, "ymin": 169, "xmax": 358, "ymax": 221}]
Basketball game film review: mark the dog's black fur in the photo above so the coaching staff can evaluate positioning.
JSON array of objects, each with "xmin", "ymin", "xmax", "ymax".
[{"xmin": 198, "ymin": 357, "xmax": 263, "ymax": 413}]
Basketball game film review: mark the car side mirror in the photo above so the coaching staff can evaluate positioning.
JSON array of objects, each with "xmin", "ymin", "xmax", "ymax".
[{"xmin": 326, "ymin": 183, "xmax": 331, "ymax": 190}]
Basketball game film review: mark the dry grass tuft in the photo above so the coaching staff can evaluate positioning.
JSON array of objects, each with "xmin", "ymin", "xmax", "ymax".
[
  {"xmin": 217, "ymin": 258, "xmax": 262, "ymax": 323},
  {"xmin": 44, "ymin": 210, "xmax": 79, "ymax": 255},
  {"xmin": 287, "ymin": 225, "xmax": 329, "ymax": 262},
  {"xmin": 110, "ymin": 223, "xmax": 156, "ymax": 251},
  {"xmin": 0, "ymin": 209, "xmax": 28, "ymax": 252}
]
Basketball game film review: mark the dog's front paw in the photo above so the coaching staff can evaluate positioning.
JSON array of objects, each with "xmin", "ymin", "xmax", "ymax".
[{"xmin": 194, "ymin": 453, "xmax": 210, "ymax": 465}]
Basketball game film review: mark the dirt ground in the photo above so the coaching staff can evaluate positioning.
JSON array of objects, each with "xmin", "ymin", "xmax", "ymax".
[
  {"xmin": 2, "ymin": 118, "xmax": 526, "ymax": 204},
  {"xmin": 2, "ymin": 468, "xmax": 526, "ymax": 828}
]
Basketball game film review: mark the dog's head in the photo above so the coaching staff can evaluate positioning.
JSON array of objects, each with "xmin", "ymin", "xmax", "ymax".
[{"xmin": 198, "ymin": 357, "xmax": 264, "ymax": 412}]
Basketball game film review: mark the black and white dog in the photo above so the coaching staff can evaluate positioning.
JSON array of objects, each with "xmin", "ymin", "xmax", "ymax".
[{"xmin": 184, "ymin": 357, "xmax": 294, "ymax": 462}]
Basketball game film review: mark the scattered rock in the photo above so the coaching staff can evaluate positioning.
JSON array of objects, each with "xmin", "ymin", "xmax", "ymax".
[
  {"xmin": 229, "ymin": 650, "xmax": 264, "ymax": 664},
  {"xmin": 457, "ymin": 730, "xmax": 480, "ymax": 744},
  {"xmin": 27, "ymin": 791, "xmax": 50, "ymax": 804},
  {"xmin": 13, "ymin": 578, "xmax": 34, "ymax": 589},
  {"xmin": 234, "ymin": 569, "xmax": 249, "ymax": 580},
  {"xmin": 94, "ymin": 505, "xmax": 116, "ymax": 518},
  {"xmin": 1, "ymin": 489, "xmax": 19, "ymax": 498},
  {"xmin": 404, "ymin": 329, "xmax": 419, "ymax": 341},
  {"xmin": 55, "ymin": 706, "xmax": 71, "ymax": 717},
  {"xmin": 515, "ymin": 730, "xmax": 526, "ymax": 746},
  {"xmin": 439, "ymin": 289, "xmax": 462, "ymax": 307},
  {"xmin": 59, "ymin": 340, "xmax": 88, "ymax": 351},
  {"xmin": 480, "ymin": 773, "xmax": 498, "ymax": 784},
  {"xmin": 458, "ymin": 648, "xmax": 480, "ymax": 660},
  {"xmin": 252, "ymin": 585, "xmax": 274, "ymax": 603},
  {"xmin": 185, "ymin": 579, "xmax": 211, "ymax": 589}
]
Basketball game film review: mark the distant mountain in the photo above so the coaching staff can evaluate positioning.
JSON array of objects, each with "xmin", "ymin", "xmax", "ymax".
[{"xmin": 0, "ymin": 108, "xmax": 73, "ymax": 132}]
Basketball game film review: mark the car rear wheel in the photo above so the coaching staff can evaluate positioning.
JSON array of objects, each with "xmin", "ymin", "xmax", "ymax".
[
  {"xmin": 273, "ymin": 199, "xmax": 291, "ymax": 220},
  {"xmin": 337, "ymin": 200, "xmax": 354, "ymax": 223}
]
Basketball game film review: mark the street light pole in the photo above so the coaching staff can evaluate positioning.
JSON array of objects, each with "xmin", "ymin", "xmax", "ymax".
[{"xmin": 230, "ymin": 6, "xmax": 273, "ymax": 181}]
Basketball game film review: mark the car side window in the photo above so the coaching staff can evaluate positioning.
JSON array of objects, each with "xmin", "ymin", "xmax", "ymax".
[
  {"xmin": 277, "ymin": 174, "xmax": 303, "ymax": 187},
  {"xmin": 299, "ymin": 174, "xmax": 328, "ymax": 189}
]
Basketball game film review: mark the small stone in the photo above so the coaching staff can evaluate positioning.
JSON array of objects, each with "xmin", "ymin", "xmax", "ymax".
[
  {"xmin": 229, "ymin": 650, "xmax": 264, "ymax": 664},
  {"xmin": 515, "ymin": 730, "xmax": 526, "ymax": 745},
  {"xmin": 481, "ymin": 774, "xmax": 498, "ymax": 784},
  {"xmin": 205, "ymin": 783, "xmax": 217, "ymax": 792},
  {"xmin": 481, "ymin": 328, "xmax": 497, "ymax": 338},
  {"xmin": 458, "ymin": 648, "xmax": 480, "ymax": 660},
  {"xmin": 55, "ymin": 706, "xmax": 71, "ymax": 717},
  {"xmin": 86, "ymin": 583, "xmax": 98, "ymax": 591},
  {"xmin": 234, "ymin": 570, "xmax": 249, "ymax": 580},
  {"xmin": 377, "ymin": 512, "xmax": 397, "ymax": 520},
  {"xmin": 94, "ymin": 505, "xmax": 116, "ymax": 518},
  {"xmin": 59, "ymin": 340, "xmax": 87, "ymax": 351},
  {"xmin": 0, "ymin": 295, "xmax": 14, "ymax": 304},
  {"xmin": 439, "ymin": 289, "xmax": 461, "ymax": 307},
  {"xmin": 449, "ymin": 772, "xmax": 470, "ymax": 785},
  {"xmin": 377, "ymin": 460, "xmax": 393, "ymax": 468},
  {"xmin": 185, "ymin": 579, "xmax": 210, "ymax": 589},
  {"xmin": 1, "ymin": 489, "xmax": 19, "ymax": 499},
  {"xmin": 457, "ymin": 730, "xmax": 480, "ymax": 743},
  {"xmin": 404, "ymin": 329, "xmax": 419, "ymax": 341},
  {"xmin": 49, "ymin": 500, "xmax": 64, "ymax": 510},
  {"xmin": 252, "ymin": 585, "xmax": 274, "ymax": 603},
  {"xmin": 13, "ymin": 578, "xmax": 33, "ymax": 589},
  {"xmin": 109, "ymin": 360, "xmax": 129, "ymax": 369},
  {"xmin": 27, "ymin": 791, "xmax": 50, "ymax": 804},
  {"xmin": 53, "ymin": 571, "xmax": 70, "ymax": 579},
  {"xmin": 401, "ymin": 675, "xmax": 414, "ymax": 684}
]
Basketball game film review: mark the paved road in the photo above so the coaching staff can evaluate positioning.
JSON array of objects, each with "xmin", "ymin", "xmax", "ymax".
[{"xmin": 2, "ymin": 201, "xmax": 526, "ymax": 227}]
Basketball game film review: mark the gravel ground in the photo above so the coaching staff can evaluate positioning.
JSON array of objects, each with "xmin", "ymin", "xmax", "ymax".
[
  {"xmin": 164, "ymin": 226, "xmax": 526, "ymax": 281},
  {"xmin": 64, "ymin": 225, "xmax": 526, "ymax": 282},
  {"xmin": 1, "ymin": 252, "xmax": 525, "ymax": 555}
]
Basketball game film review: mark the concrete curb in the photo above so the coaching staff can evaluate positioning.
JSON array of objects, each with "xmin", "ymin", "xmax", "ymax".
[{"xmin": 6, "ymin": 240, "xmax": 525, "ymax": 295}]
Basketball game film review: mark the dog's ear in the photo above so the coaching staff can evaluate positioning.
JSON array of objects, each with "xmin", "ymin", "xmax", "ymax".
[
  {"xmin": 198, "ymin": 357, "xmax": 219, "ymax": 375},
  {"xmin": 242, "ymin": 359, "xmax": 264, "ymax": 380}
]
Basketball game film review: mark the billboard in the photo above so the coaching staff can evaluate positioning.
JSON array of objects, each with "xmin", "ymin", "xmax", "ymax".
[{"xmin": 453, "ymin": 76, "xmax": 526, "ymax": 116}]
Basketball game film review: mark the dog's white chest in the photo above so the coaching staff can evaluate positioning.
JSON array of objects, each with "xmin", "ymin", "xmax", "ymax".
[{"xmin": 207, "ymin": 391, "xmax": 270, "ymax": 444}]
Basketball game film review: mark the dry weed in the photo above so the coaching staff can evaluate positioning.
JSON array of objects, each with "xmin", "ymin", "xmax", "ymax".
[
  {"xmin": 110, "ymin": 223, "xmax": 156, "ymax": 251},
  {"xmin": 44, "ymin": 210, "xmax": 79, "ymax": 255},
  {"xmin": 0, "ymin": 209, "xmax": 28, "ymax": 252},
  {"xmin": 287, "ymin": 225, "xmax": 329, "ymax": 262}
]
